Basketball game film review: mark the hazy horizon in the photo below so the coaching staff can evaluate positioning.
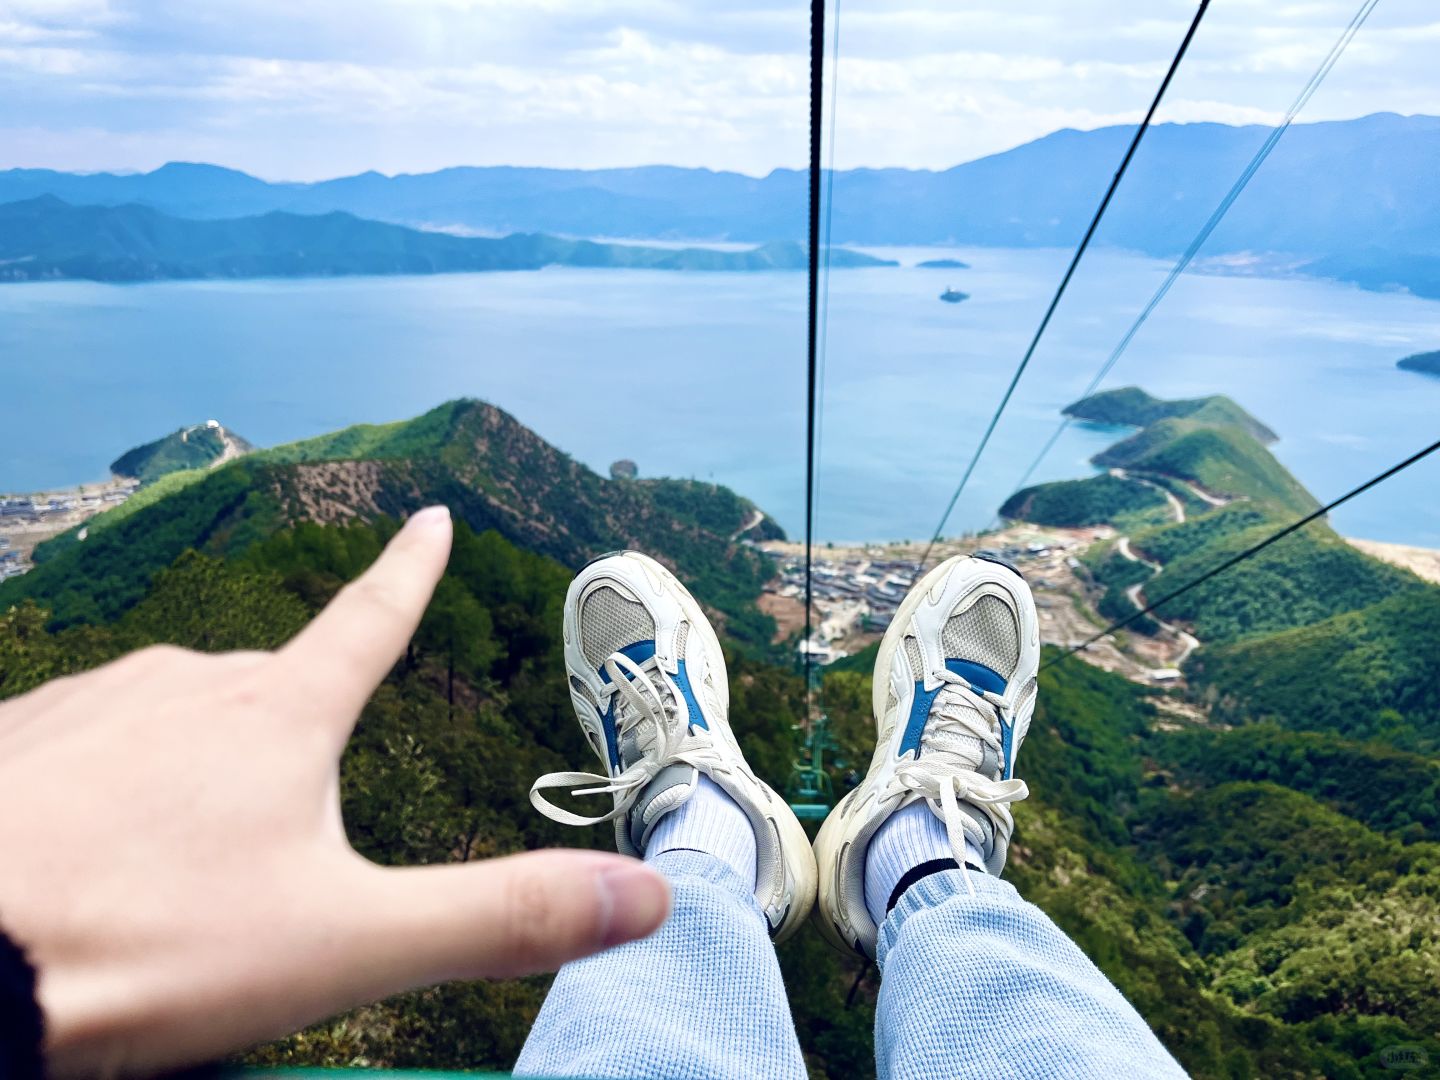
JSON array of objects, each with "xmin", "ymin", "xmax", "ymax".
[
  {"xmin": 4, "ymin": 1, "xmax": 1440, "ymax": 180},
  {"xmin": 6, "ymin": 111, "xmax": 1436, "ymax": 187}
]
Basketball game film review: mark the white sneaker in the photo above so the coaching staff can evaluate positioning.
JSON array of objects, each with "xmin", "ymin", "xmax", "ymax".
[
  {"xmin": 813, "ymin": 553, "xmax": 1040, "ymax": 957},
  {"xmin": 530, "ymin": 550, "xmax": 817, "ymax": 942}
]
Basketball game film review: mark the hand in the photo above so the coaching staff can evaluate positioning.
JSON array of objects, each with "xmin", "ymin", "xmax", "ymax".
[{"xmin": 0, "ymin": 506, "xmax": 670, "ymax": 1078}]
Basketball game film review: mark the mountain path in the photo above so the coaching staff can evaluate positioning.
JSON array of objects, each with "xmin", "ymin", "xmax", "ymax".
[
  {"xmin": 1110, "ymin": 467, "xmax": 1185, "ymax": 523},
  {"xmin": 1114, "ymin": 533, "xmax": 1200, "ymax": 668},
  {"xmin": 732, "ymin": 508, "xmax": 764, "ymax": 541}
]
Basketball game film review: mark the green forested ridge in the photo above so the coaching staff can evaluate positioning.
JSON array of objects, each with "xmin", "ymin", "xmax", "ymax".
[
  {"xmin": 4, "ymin": 396, "xmax": 1438, "ymax": 1077},
  {"xmin": 1004, "ymin": 389, "xmax": 1310, "ymax": 532},
  {"xmin": 1187, "ymin": 589, "xmax": 1440, "ymax": 752},
  {"xmin": 1093, "ymin": 420, "xmax": 1317, "ymax": 514},
  {"xmin": 1065, "ymin": 387, "xmax": 1278, "ymax": 443},
  {"xmin": 1007, "ymin": 390, "xmax": 1437, "ymax": 755},
  {"xmin": 998, "ymin": 473, "xmax": 1170, "ymax": 528},
  {"xmin": 110, "ymin": 423, "xmax": 253, "ymax": 483},
  {"xmin": 1160, "ymin": 724, "xmax": 1440, "ymax": 841},
  {"xmin": 3, "ymin": 399, "xmax": 780, "ymax": 646},
  {"xmin": 1145, "ymin": 522, "xmax": 1418, "ymax": 645}
]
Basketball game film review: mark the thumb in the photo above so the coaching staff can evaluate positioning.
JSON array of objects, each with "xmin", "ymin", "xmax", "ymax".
[{"xmin": 356, "ymin": 850, "xmax": 672, "ymax": 986}]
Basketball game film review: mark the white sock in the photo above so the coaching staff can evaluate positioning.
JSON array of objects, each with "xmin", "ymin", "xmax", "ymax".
[
  {"xmin": 864, "ymin": 801, "xmax": 987, "ymax": 926},
  {"xmin": 645, "ymin": 774, "xmax": 758, "ymax": 889}
]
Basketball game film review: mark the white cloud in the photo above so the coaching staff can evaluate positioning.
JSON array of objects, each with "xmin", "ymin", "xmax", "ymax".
[{"xmin": 0, "ymin": 0, "xmax": 1437, "ymax": 178}]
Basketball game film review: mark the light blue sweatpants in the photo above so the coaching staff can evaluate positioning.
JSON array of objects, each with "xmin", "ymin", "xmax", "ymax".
[{"xmin": 515, "ymin": 851, "xmax": 1187, "ymax": 1079}]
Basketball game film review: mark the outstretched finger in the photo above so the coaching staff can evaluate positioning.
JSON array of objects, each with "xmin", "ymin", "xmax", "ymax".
[
  {"xmin": 280, "ymin": 505, "xmax": 452, "ymax": 720},
  {"xmin": 353, "ymin": 850, "xmax": 671, "ymax": 987}
]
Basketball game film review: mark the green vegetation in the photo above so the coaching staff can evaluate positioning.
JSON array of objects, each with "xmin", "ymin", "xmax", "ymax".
[
  {"xmin": 1188, "ymin": 588, "xmax": 1440, "ymax": 751},
  {"xmin": 1159, "ymin": 724, "xmax": 1440, "ymax": 842},
  {"xmin": 1396, "ymin": 350, "xmax": 1440, "ymax": 377},
  {"xmin": 111, "ymin": 422, "xmax": 252, "ymax": 483},
  {"xmin": 0, "ymin": 196, "xmax": 894, "ymax": 283},
  {"xmin": 1094, "ymin": 420, "xmax": 1316, "ymax": 515},
  {"xmin": 1146, "ymin": 521, "xmax": 1418, "ymax": 645},
  {"xmin": 1065, "ymin": 387, "xmax": 1278, "ymax": 443},
  {"xmin": 6, "ymin": 394, "xmax": 1437, "ymax": 1077},
  {"xmin": 2, "ymin": 399, "xmax": 780, "ymax": 647},
  {"xmin": 1082, "ymin": 543, "xmax": 1162, "ymax": 635},
  {"xmin": 1129, "ymin": 503, "xmax": 1275, "ymax": 564},
  {"xmin": 999, "ymin": 473, "xmax": 1169, "ymax": 528}
]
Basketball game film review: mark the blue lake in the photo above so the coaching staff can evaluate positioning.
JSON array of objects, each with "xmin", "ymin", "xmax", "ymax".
[{"xmin": 3, "ymin": 246, "xmax": 1438, "ymax": 545}]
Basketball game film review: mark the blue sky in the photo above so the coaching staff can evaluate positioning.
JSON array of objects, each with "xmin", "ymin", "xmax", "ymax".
[{"xmin": 2, "ymin": 0, "xmax": 1438, "ymax": 179}]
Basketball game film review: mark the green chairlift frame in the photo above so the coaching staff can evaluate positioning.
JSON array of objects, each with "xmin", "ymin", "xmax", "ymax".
[{"xmin": 787, "ymin": 711, "xmax": 844, "ymax": 821}]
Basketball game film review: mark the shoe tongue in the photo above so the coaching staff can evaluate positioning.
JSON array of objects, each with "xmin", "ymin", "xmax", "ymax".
[
  {"xmin": 928, "ymin": 688, "xmax": 986, "ymax": 757},
  {"xmin": 612, "ymin": 661, "xmax": 676, "ymax": 769},
  {"xmin": 628, "ymin": 763, "xmax": 699, "ymax": 852}
]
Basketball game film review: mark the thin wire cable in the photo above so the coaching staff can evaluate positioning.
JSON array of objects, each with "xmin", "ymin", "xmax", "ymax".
[
  {"xmin": 914, "ymin": 0, "xmax": 1212, "ymax": 574},
  {"xmin": 813, "ymin": 0, "xmax": 841, "ymax": 561},
  {"xmin": 1000, "ymin": 0, "xmax": 1380, "ymax": 512},
  {"xmin": 1042, "ymin": 434, "xmax": 1440, "ymax": 671},
  {"xmin": 803, "ymin": 0, "xmax": 824, "ymax": 713}
]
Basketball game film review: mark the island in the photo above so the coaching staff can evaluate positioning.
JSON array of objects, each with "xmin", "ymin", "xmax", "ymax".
[
  {"xmin": 917, "ymin": 258, "xmax": 969, "ymax": 269},
  {"xmin": 0, "ymin": 196, "xmax": 898, "ymax": 283},
  {"xmin": 1063, "ymin": 387, "xmax": 1277, "ymax": 444},
  {"xmin": 1397, "ymin": 350, "xmax": 1440, "ymax": 377}
]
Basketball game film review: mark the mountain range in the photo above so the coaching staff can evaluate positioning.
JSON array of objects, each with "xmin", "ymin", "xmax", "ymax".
[
  {"xmin": 4, "ymin": 113, "xmax": 1437, "ymax": 294},
  {"xmin": 0, "ymin": 196, "xmax": 892, "ymax": 283}
]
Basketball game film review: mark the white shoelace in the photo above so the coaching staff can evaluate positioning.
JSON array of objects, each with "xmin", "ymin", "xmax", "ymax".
[
  {"xmin": 530, "ymin": 651, "xmax": 727, "ymax": 827},
  {"xmin": 886, "ymin": 670, "xmax": 1029, "ymax": 895}
]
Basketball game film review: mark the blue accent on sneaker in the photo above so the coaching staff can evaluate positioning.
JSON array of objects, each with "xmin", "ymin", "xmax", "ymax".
[
  {"xmin": 674, "ymin": 658, "xmax": 709, "ymax": 731},
  {"xmin": 593, "ymin": 640, "xmax": 706, "ymax": 767},
  {"xmin": 897, "ymin": 660, "xmax": 1007, "ymax": 759},
  {"xmin": 598, "ymin": 640, "xmax": 658, "ymax": 684},
  {"xmin": 598, "ymin": 700, "xmax": 620, "ymax": 771},
  {"xmin": 944, "ymin": 658, "xmax": 1007, "ymax": 696},
  {"xmin": 898, "ymin": 682, "xmax": 944, "ymax": 758}
]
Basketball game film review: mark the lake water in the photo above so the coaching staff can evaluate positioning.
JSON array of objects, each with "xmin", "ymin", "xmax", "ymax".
[{"xmin": 3, "ymin": 246, "xmax": 1439, "ymax": 546}]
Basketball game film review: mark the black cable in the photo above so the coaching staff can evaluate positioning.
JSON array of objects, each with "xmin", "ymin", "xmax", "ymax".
[
  {"xmin": 1000, "ymin": 0, "xmax": 1380, "ymax": 512},
  {"xmin": 1042, "ymin": 434, "xmax": 1440, "ymax": 671},
  {"xmin": 813, "ymin": 0, "xmax": 841, "ymax": 554},
  {"xmin": 804, "ymin": 0, "xmax": 824, "ymax": 711},
  {"xmin": 915, "ymin": 0, "xmax": 1212, "ymax": 573}
]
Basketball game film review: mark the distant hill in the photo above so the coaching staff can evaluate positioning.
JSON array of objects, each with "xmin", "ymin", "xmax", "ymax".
[
  {"xmin": 0, "ymin": 197, "xmax": 894, "ymax": 283},
  {"xmin": 1064, "ymin": 387, "xmax": 1277, "ymax": 443},
  {"xmin": 1002, "ymin": 390, "xmax": 1313, "ymax": 529},
  {"xmin": 1005, "ymin": 388, "xmax": 1439, "ymax": 752},
  {"xmin": 2, "ymin": 399, "xmax": 783, "ymax": 643},
  {"xmin": 1398, "ymin": 350, "xmax": 1440, "ymax": 376},
  {"xmin": 4, "ymin": 113, "xmax": 1438, "ymax": 294},
  {"xmin": 1093, "ymin": 420, "xmax": 1315, "ymax": 516},
  {"xmin": 111, "ymin": 421, "xmax": 252, "ymax": 484}
]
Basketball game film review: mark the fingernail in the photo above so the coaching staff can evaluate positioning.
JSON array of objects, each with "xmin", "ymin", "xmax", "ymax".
[
  {"xmin": 405, "ymin": 505, "xmax": 451, "ymax": 532},
  {"xmin": 595, "ymin": 863, "xmax": 671, "ymax": 949}
]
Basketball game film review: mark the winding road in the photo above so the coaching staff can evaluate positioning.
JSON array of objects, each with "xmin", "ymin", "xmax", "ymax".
[
  {"xmin": 1109, "ymin": 467, "xmax": 1185, "ymax": 523},
  {"xmin": 1114, "ymin": 534, "xmax": 1200, "ymax": 667}
]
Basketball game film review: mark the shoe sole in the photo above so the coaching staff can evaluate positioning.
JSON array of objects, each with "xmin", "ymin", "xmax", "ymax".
[{"xmin": 582, "ymin": 550, "xmax": 818, "ymax": 943}]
